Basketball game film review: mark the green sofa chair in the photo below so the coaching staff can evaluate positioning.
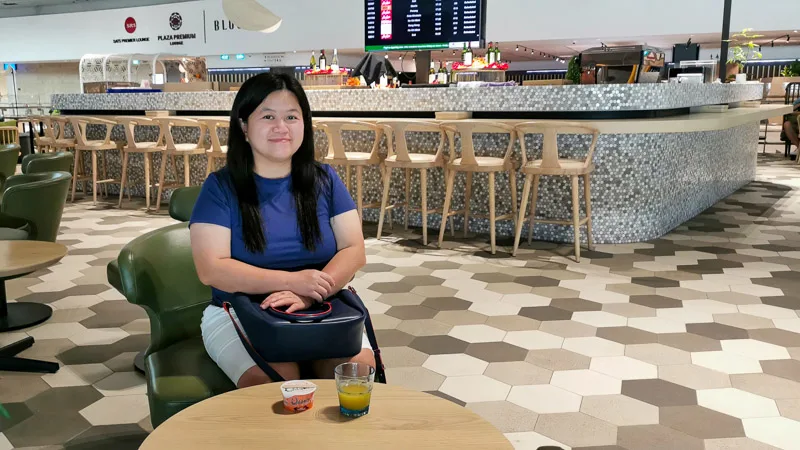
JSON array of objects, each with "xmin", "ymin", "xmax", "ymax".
[
  {"xmin": 0, "ymin": 172, "xmax": 71, "ymax": 242},
  {"xmin": 117, "ymin": 223, "xmax": 234, "ymax": 428},
  {"xmin": 0, "ymin": 144, "xmax": 20, "ymax": 190},
  {"xmin": 21, "ymin": 152, "xmax": 74, "ymax": 174}
]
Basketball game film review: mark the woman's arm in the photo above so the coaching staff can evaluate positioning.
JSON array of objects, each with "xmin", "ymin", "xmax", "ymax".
[
  {"xmin": 190, "ymin": 223, "xmax": 334, "ymax": 301},
  {"xmin": 321, "ymin": 209, "xmax": 367, "ymax": 296}
]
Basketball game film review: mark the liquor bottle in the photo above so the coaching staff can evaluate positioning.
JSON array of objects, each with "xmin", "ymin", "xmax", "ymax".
[
  {"xmin": 429, "ymin": 60, "xmax": 436, "ymax": 84},
  {"xmin": 495, "ymin": 44, "xmax": 502, "ymax": 64},
  {"xmin": 439, "ymin": 60, "xmax": 448, "ymax": 84},
  {"xmin": 487, "ymin": 42, "xmax": 495, "ymax": 65},
  {"xmin": 331, "ymin": 48, "xmax": 339, "ymax": 72},
  {"xmin": 319, "ymin": 50, "xmax": 327, "ymax": 70},
  {"xmin": 465, "ymin": 42, "xmax": 473, "ymax": 66},
  {"xmin": 310, "ymin": 51, "xmax": 317, "ymax": 70},
  {"xmin": 462, "ymin": 42, "xmax": 468, "ymax": 64}
]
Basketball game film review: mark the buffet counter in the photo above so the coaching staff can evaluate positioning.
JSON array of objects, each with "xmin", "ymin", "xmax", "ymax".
[{"xmin": 50, "ymin": 84, "xmax": 785, "ymax": 245}]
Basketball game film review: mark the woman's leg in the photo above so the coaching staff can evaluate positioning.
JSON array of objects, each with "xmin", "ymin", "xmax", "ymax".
[
  {"xmin": 311, "ymin": 349, "xmax": 377, "ymax": 380},
  {"xmin": 237, "ymin": 363, "xmax": 301, "ymax": 389},
  {"xmin": 784, "ymin": 120, "xmax": 799, "ymax": 147}
]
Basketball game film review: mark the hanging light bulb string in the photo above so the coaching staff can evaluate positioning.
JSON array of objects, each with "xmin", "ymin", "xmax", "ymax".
[{"xmin": 512, "ymin": 44, "xmax": 567, "ymax": 63}]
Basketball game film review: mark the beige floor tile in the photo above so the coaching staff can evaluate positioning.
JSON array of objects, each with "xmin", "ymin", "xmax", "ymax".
[
  {"xmin": 777, "ymin": 398, "xmax": 800, "ymax": 422},
  {"xmin": 69, "ymin": 328, "xmax": 129, "ymax": 346},
  {"xmin": 703, "ymin": 437, "xmax": 782, "ymax": 450},
  {"xmin": 617, "ymin": 424, "xmax": 704, "ymax": 450},
  {"xmin": 433, "ymin": 310, "xmax": 488, "ymax": 326},
  {"xmin": 410, "ymin": 285, "xmax": 459, "ymax": 298},
  {"xmin": 537, "ymin": 321, "xmax": 597, "ymax": 338},
  {"xmin": 692, "ymin": 351, "xmax": 764, "ymax": 375},
  {"xmin": 697, "ymin": 387, "xmax": 780, "ymax": 419},
  {"xmin": 42, "ymin": 364, "xmax": 112, "ymax": 388},
  {"xmin": 507, "ymin": 385, "xmax": 582, "ymax": 414},
  {"xmin": 448, "ymin": 324, "xmax": 506, "ymax": 343},
  {"xmin": 706, "ymin": 291, "xmax": 763, "ymax": 305},
  {"xmin": 682, "ymin": 300, "xmax": 740, "ymax": 314},
  {"xmin": 468, "ymin": 299, "xmax": 521, "ymax": 317},
  {"xmin": 484, "ymin": 361, "xmax": 552, "ymax": 386},
  {"xmin": 731, "ymin": 284, "xmax": 784, "ymax": 298},
  {"xmin": 534, "ymin": 412, "xmax": 617, "ymax": 448},
  {"xmin": 742, "ymin": 417, "xmax": 800, "ymax": 450},
  {"xmin": 525, "ymin": 349, "xmax": 590, "ymax": 371},
  {"xmin": 439, "ymin": 375, "xmax": 510, "ymax": 403},
  {"xmin": 721, "ymin": 339, "xmax": 791, "ymax": 360},
  {"xmin": 590, "ymin": 356, "xmax": 658, "ymax": 380},
  {"xmin": 504, "ymin": 431, "xmax": 571, "ymax": 450},
  {"xmin": 499, "ymin": 293, "xmax": 552, "ymax": 307},
  {"xmin": 731, "ymin": 373, "xmax": 800, "ymax": 400},
  {"xmin": 396, "ymin": 319, "xmax": 453, "ymax": 337},
  {"xmin": 550, "ymin": 369, "xmax": 621, "ymax": 396},
  {"xmin": 26, "ymin": 323, "xmax": 87, "ymax": 341},
  {"xmin": 380, "ymin": 346, "xmax": 428, "ymax": 368},
  {"xmin": 659, "ymin": 404, "xmax": 746, "ymax": 439},
  {"xmin": 601, "ymin": 303, "xmax": 657, "ymax": 318},
  {"xmin": 739, "ymin": 304, "xmax": 798, "ymax": 320},
  {"xmin": 714, "ymin": 313, "xmax": 776, "ymax": 330},
  {"xmin": 656, "ymin": 308, "xmax": 714, "ymax": 324},
  {"xmin": 466, "ymin": 401, "xmax": 539, "ymax": 433},
  {"xmin": 773, "ymin": 318, "xmax": 800, "ymax": 333},
  {"xmin": 628, "ymin": 317, "xmax": 687, "ymax": 334},
  {"xmin": 422, "ymin": 354, "xmax": 488, "ymax": 377},
  {"xmin": 580, "ymin": 394, "xmax": 659, "ymax": 426},
  {"xmin": 562, "ymin": 337, "xmax": 625, "ymax": 357},
  {"xmin": 658, "ymin": 364, "xmax": 731, "ymax": 390},
  {"xmin": 503, "ymin": 330, "xmax": 564, "ymax": 350},
  {"xmin": 79, "ymin": 395, "xmax": 149, "ymax": 426},
  {"xmin": 571, "ymin": 311, "xmax": 627, "ymax": 328},
  {"xmin": 385, "ymin": 367, "xmax": 445, "ymax": 392},
  {"xmin": 93, "ymin": 372, "xmax": 147, "ymax": 396},
  {"xmin": 625, "ymin": 343, "xmax": 691, "ymax": 366}
]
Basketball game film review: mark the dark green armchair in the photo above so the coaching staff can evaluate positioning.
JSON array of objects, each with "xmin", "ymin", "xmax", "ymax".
[
  {"xmin": 21, "ymin": 152, "xmax": 74, "ymax": 174},
  {"xmin": 0, "ymin": 171, "xmax": 71, "ymax": 242},
  {"xmin": 0, "ymin": 144, "xmax": 20, "ymax": 190}
]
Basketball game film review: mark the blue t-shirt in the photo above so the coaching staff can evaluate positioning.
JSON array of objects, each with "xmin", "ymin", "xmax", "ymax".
[{"xmin": 189, "ymin": 164, "xmax": 356, "ymax": 306}]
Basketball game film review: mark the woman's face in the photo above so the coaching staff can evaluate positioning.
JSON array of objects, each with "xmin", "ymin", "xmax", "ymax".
[{"xmin": 242, "ymin": 89, "xmax": 305, "ymax": 166}]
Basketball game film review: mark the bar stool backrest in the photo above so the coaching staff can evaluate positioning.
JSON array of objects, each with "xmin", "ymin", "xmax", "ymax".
[
  {"xmin": 515, "ymin": 122, "xmax": 600, "ymax": 170},
  {"xmin": 51, "ymin": 116, "xmax": 72, "ymax": 141},
  {"xmin": 68, "ymin": 116, "xmax": 117, "ymax": 147},
  {"xmin": 115, "ymin": 116, "xmax": 165, "ymax": 150},
  {"xmin": 438, "ymin": 120, "xmax": 517, "ymax": 166},
  {"xmin": 315, "ymin": 120, "xmax": 383, "ymax": 162},
  {"xmin": 377, "ymin": 120, "xmax": 445, "ymax": 163},
  {"xmin": 153, "ymin": 117, "xmax": 206, "ymax": 152},
  {"xmin": 200, "ymin": 119, "xmax": 229, "ymax": 154}
]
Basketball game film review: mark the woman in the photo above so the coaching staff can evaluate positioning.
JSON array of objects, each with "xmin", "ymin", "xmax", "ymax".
[{"xmin": 189, "ymin": 73, "xmax": 374, "ymax": 388}]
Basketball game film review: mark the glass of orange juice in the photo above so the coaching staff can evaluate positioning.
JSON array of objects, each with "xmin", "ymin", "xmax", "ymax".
[{"xmin": 334, "ymin": 362, "xmax": 375, "ymax": 417}]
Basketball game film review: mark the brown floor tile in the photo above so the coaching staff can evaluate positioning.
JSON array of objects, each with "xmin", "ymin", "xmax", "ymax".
[
  {"xmin": 602, "ymin": 303, "xmax": 657, "ymax": 318},
  {"xmin": 616, "ymin": 424, "xmax": 704, "ymax": 450},
  {"xmin": 374, "ymin": 329, "xmax": 415, "ymax": 347},
  {"xmin": 713, "ymin": 313, "xmax": 776, "ymax": 330},
  {"xmin": 632, "ymin": 277, "xmax": 681, "ymax": 288},
  {"xmin": 519, "ymin": 306, "xmax": 573, "ymax": 321},
  {"xmin": 466, "ymin": 401, "xmax": 539, "ymax": 433},
  {"xmin": 580, "ymin": 394, "xmax": 659, "ymax": 426},
  {"xmin": 485, "ymin": 315, "xmax": 539, "ymax": 331},
  {"xmin": 621, "ymin": 379, "xmax": 697, "ymax": 407},
  {"xmin": 730, "ymin": 373, "xmax": 800, "ymax": 399},
  {"xmin": 630, "ymin": 295, "xmax": 683, "ymax": 309},
  {"xmin": 0, "ymin": 402, "xmax": 33, "ymax": 432},
  {"xmin": 535, "ymin": 412, "xmax": 618, "ymax": 448},
  {"xmin": 384, "ymin": 367, "xmax": 445, "ymax": 391},
  {"xmin": 4, "ymin": 412, "xmax": 91, "ymax": 448},
  {"xmin": 484, "ymin": 361, "xmax": 552, "ymax": 386},
  {"xmin": 658, "ymin": 332, "xmax": 723, "ymax": 352},
  {"xmin": 658, "ymin": 364, "xmax": 731, "ymax": 389},
  {"xmin": 550, "ymin": 298, "xmax": 603, "ymax": 312},
  {"xmin": 529, "ymin": 286, "xmax": 581, "ymax": 300},
  {"xmin": 659, "ymin": 405, "xmax": 745, "ymax": 439},
  {"xmin": 385, "ymin": 305, "xmax": 438, "ymax": 320},
  {"xmin": 607, "ymin": 283, "xmax": 657, "ymax": 296},
  {"xmin": 597, "ymin": 327, "xmax": 659, "ymax": 345},
  {"xmin": 421, "ymin": 297, "xmax": 472, "ymax": 311},
  {"xmin": 472, "ymin": 272, "xmax": 516, "ymax": 283},
  {"xmin": 514, "ymin": 276, "xmax": 561, "ymax": 288},
  {"xmin": 777, "ymin": 398, "xmax": 800, "ymax": 422},
  {"xmin": 748, "ymin": 328, "xmax": 800, "ymax": 347},
  {"xmin": 434, "ymin": 310, "xmax": 489, "ymax": 326},
  {"xmin": 0, "ymin": 374, "xmax": 51, "ymax": 403},
  {"xmin": 625, "ymin": 343, "xmax": 690, "ymax": 366},
  {"xmin": 525, "ymin": 349, "xmax": 591, "ymax": 371},
  {"xmin": 685, "ymin": 323, "xmax": 749, "ymax": 340},
  {"xmin": 396, "ymin": 319, "xmax": 453, "ymax": 337},
  {"xmin": 539, "ymin": 320, "xmax": 597, "ymax": 338},
  {"xmin": 466, "ymin": 342, "xmax": 528, "ymax": 363},
  {"xmin": 401, "ymin": 275, "xmax": 446, "ymax": 286},
  {"xmin": 25, "ymin": 386, "xmax": 103, "ymax": 414},
  {"xmin": 760, "ymin": 359, "xmax": 800, "ymax": 383},
  {"xmin": 370, "ymin": 282, "xmax": 414, "ymax": 294},
  {"xmin": 408, "ymin": 335, "xmax": 469, "ymax": 355}
]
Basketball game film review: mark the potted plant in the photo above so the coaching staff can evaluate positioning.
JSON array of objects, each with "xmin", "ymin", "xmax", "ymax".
[
  {"xmin": 726, "ymin": 28, "xmax": 764, "ymax": 82},
  {"xmin": 566, "ymin": 56, "xmax": 581, "ymax": 85},
  {"xmin": 781, "ymin": 60, "xmax": 800, "ymax": 77}
]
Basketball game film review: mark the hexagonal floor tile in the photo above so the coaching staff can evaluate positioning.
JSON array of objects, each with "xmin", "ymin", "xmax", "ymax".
[
  {"xmin": 3, "ymin": 411, "xmax": 91, "ymax": 448},
  {"xmin": 503, "ymin": 330, "xmax": 564, "ymax": 350},
  {"xmin": 484, "ymin": 361, "xmax": 552, "ymax": 386},
  {"xmin": 720, "ymin": 339, "xmax": 791, "ymax": 361},
  {"xmin": 448, "ymin": 324, "xmax": 506, "ymax": 343},
  {"xmin": 92, "ymin": 372, "xmax": 147, "ymax": 396},
  {"xmin": 731, "ymin": 373, "xmax": 800, "ymax": 400},
  {"xmin": 580, "ymin": 394, "xmax": 660, "ymax": 426},
  {"xmin": 385, "ymin": 366, "xmax": 445, "ymax": 391},
  {"xmin": 597, "ymin": 326, "xmax": 659, "ymax": 345},
  {"xmin": 507, "ymin": 384, "xmax": 582, "ymax": 414},
  {"xmin": 466, "ymin": 400, "xmax": 539, "ymax": 433},
  {"xmin": 658, "ymin": 364, "xmax": 732, "ymax": 390},
  {"xmin": 396, "ymin": 319, "xmax": 453, "ymax": 337},
  {"xmin": 422, "ymin": 354, "xmax": 488, "ymax": 377},
  {"xmin": 659, "ymin": 405, "xmax": 745, "ymax": 439},
  {"xmin": 534, "ymin": 412, "xmax": 618, "ymax": 448},
  {"xmin": 538, "ymin": 320, "xmax": 597, "ymax": 338},
  {"xmin": 590, "ymin": 356, "xmax": 658, "ymax": 380},
  {"xmin": 621, "ymin": 379, "xmax": 697, "ymax": 407},
  {"xmin": 617, "ymin": 424, "xmax": 704, "ymax": 450},
  {"xmin": 691, "ymin": 351, "xmax": 764, "ymax": 375},
  {"xmin": 697, "ymin": 387, "xmax": 780, "ymax": 419},
  {"xmin": 742, "ymin": 417, "xmax": 800, "ymax": 450},
  {"xmin": 571, "ymin": 311, "xmax": 627, "ymax": 328},
  {"xmin": 408, "ymin": 335, "xmax": 469, "ymax": 355},
  {"xmin": 525, "ymin": 349, "xmax": 591, "ymax": 371},
  {"xmin": 550, "ymin": 369, "xmax": 621, "ymax": 396},
  {"xmin": 438, "ymin": 375, "xmax": 510, "ymax": 404},
  {"xmin": 79, "ymin": 395, "xmax": 149, "ymax": 426},
  {"xmin": 562, "ymin": 337, "xmax": 625, "ymax": 357}
]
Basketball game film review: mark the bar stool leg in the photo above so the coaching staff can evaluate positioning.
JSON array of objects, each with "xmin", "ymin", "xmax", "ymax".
[
  {"xmin": 489, "ymin": 171, "xmax": 497, "ymax": 255},
  {"xmin": 101, "ymin": 152, "xmax": 109, "ymax": 197},
  {"xmin": 438, "ymin": 170, "xmax": 456, "ymax": 248},
  {"xmin": 345, "ymin": 166, "xmax": 351, "ymax": 192},
  {"xmin": 118, "ymin": 151, "xmax": 129, "ymax": 208},
  {"xmin": 509, "ymin": 170, "xmax": 518, "ymax": 230},
  {"xmin": 205, "ymin": 154, "xmax": 214, "ymax": 179},
  {"xmin": 377, "ymin": 166, "xmax": 393, "ymax": 240},
  {"xmin": 571, "ymin": 175, "xmax": 581, "ymax": 262},
  {"xmin": 527, "ymin": 175, "xmax": 540, "ymax": 245},
  {"xmin": 90, "ymin": 150, "xmax": 98, "ymax": 204},
  {"xmin": 583, "ymin": 173, "xmax": 593, "ymax": 250},
  {"xmin": 155, "ymin": 152, "xmax": 169, "ymax": 213},
  {"xmin": 513, "ymin": 174, "xmax": 533, "ymax": 257},
  {"xmin": 183, "ymin": 155, "xmax": 191, "ymax": 187},
  {"xmin": 144, "ymin": 153, "xmax": 152, "ymax": 210},
  {"xmin": 463, "ymin": 172, "xmax": 472, "ymax": 237},
  {"xmin": 420, "ymin": 168, "xmax": 428, "ymax": 246},
  {"xmin": 404, "ymin": 168, "xmax": 411, "ymax": 230},
  {"xmin": 356, "ymin": 166, "xmax": 364, "ymax": 223},
  {"xmin": 71, "ymin": 149, "xmax": 81, "ymax": 203}
]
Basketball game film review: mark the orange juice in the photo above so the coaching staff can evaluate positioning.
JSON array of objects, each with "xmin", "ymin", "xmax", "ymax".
[{"xmin": 337, "ymin": 383, "xmax": 372, "ymax": 416}]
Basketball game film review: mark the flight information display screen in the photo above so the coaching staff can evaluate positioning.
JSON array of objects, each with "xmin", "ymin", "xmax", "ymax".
[{"xmin": 365, "ymin": 0, "xmax": 485, "ymax": 52}]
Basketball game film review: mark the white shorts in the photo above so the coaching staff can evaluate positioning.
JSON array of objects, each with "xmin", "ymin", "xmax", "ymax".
[{"xmin": 200, "ymin": 304, "xmax": 372, "ymax": 385}]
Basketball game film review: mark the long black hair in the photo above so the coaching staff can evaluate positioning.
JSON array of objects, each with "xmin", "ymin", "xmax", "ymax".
[{"xmin": 227, "ymin": 72, "xmax": 329, "ymax": 253}]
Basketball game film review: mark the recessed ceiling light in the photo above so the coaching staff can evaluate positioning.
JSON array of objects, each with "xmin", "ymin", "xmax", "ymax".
[{"xmin": 2, "ymin": 2, "xmax": 19, "ymax": 5}]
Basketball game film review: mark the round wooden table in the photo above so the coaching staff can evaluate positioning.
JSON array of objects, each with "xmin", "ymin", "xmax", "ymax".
[
  {"xmin": 140, "ymin": 380, "xmax": 513, "ymax": 450},
  {"xmin": 0, "ymin": 240, "xmax": 67, "ymax": 373}
]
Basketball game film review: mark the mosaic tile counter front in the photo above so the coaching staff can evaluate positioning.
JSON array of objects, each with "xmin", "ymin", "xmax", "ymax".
[
  {"xmin": 52, "ymin": 83, "xmax": 765, "ymax": 113},
  {"xmin": 68, "ymin": 121, "xmax": 758, "ymax": 245}
]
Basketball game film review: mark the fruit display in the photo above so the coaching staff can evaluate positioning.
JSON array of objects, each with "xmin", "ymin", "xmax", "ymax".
[
  {"xmin": 346, "ymin": 77, "xmax": 361, "ymax": 86},
  {"xmin": 451, "ymin": 58, "xmax": 509, "ymax": 71}
]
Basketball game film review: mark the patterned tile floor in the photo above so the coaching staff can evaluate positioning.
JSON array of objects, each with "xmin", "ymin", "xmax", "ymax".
[{"xmin": 1, "ymin": 151, "xmax": 800, "ymax": 449}]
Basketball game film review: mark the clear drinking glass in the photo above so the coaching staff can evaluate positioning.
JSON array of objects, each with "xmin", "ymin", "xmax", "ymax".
[{"xmin": 334, "ymin": 362, "xmax": 375, "ymax": 417}]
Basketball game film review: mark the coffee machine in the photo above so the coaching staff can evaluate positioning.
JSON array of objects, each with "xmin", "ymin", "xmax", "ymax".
[{"xmin": 580, "ymin": 45, "xmax": 666, "ymax": 84}]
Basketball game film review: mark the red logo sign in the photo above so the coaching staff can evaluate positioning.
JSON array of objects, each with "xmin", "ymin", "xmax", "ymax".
[{"xmin": 125, "ymin": 17, "xmax": 137, "ymax": 34}]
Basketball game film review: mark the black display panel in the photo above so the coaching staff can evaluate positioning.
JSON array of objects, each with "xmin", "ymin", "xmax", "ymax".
[{"xmin": 365, "ymin": 0, "xmax": 485, "ymax": 52}]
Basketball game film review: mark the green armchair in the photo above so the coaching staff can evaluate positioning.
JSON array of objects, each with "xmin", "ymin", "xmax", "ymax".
[
  {"xmin": 0, "ymin": 171, "xmax": 71, "ymax": 242},
  {"xmin": 21, "ymin": 152, "xmax": 74, "ymax": 174},
  {"xmin": 117, "ymin": 223, "xmax": 234, "ymax": 428},
  {"xmin": 0, "ymin": 144, "xmax": 20, "ymax": 190}
]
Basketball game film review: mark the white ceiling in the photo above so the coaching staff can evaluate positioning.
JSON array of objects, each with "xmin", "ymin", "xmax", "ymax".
[{"xmin": 0, "ymin": 0, "xmax": 195, "ymax": 17}]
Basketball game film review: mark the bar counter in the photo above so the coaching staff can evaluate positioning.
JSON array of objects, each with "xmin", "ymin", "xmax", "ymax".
[{"xmin": 51, "ymin": 84, "xmax": 788, "ymax": 245}]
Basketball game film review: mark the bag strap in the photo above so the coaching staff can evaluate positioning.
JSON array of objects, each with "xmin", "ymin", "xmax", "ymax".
[
  {"xmin": 348, "ymin": 286, "xmax": 387, "ymax": 384},
  {"xmin": 222, "ymin": 302, "xmax": 285, "ymax": 383}
]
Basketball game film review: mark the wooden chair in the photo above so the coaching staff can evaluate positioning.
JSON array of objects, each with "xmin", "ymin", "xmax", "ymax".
[
  {"xmin": 116, "ymin": 116, "xmax": 167, "ymax": 210},
  {"xmin": 153, "ymin": 117, "xmax": 208, "ymax": 212},
  {"xmin": 0, "ymin": 125, "xmax": 19, "ymax": 145},
  {"xmin": 30, "ymin": 115, "xmax": 55, "ymax": 152},
  {"xmin": 512, "ymin": 122, "xmax": 600, "ymax": 262},
  {"xmin": 196, "ymin": 118, "xmax": 229, "ymax": 177},
  {"xmin": 375, "ymin": 120, "xmax": 453, "ymax": 245},
  {"xmin": 437, "ymin": 121, "xmax": 518, "ymax": 255},
  {"xmin": 68, "ymin": 116, "xmax": 123, "ymax": 204},
  {"xmin": 50, "ymin": 116, "xmax": 77, "ymax": 152},
  {"xmin": 315, "ymin": 119, "xmax": 384, "ymax": 222}
]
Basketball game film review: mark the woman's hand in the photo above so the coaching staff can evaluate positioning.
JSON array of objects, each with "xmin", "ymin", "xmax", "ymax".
[
  {"xmin": 287, "ymin": 270, "xmax": 335, "ymax": 302},
  {"xmin": 261, "ymin": 291, "xmax": 316, "ymax": 313}
]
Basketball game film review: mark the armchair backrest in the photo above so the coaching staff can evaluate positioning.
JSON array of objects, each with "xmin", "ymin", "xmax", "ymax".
[
  {"xmin": 1, "ymin": 171, "xmax": 72, "ymax": 242},
  {"xmin": 22, "ymin": 152, "xmax": 74, "ymax": 174},
  {"xmin": 117, "ymin": 223, "xmax": 211, "ymax": 354},
  {"xmin": 0, "ymin": 144, "xmax": 20, "ymax": 183},
  {"xmin": 169, "ymin": 186, "xmax": 201, "ymax": 222}
]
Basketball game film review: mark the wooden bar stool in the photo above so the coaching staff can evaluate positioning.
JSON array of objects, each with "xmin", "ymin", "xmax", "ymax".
[
  {"xmin": 512, "ymin": 122, "xmax": 600, "ymax": 262},
  {"xmin": 153, "ymin": 117, "xmax": 208, "ymax": 212},
  {"xmin": 437, "ymin": 120, "xmax": 518, "ymax": 255},
  {"xmin": 376, "ymin": 120, "xmax": 454, "ymax": 245},
  {"xmin": 31, "ymin": 115, "xmax": 55, "ymax": 153},
  {"xmin": 0, "ymin": 125, "xmax": 19, "ymax": 145},
  {"xmin": 68, "ymin": 116, "xmax": 123, "ymax": 204},
  {"xmin": 116, "ymin": 116, "xmax": 167, "ymax": 210},
  {"xmin": 51, "ymin": 116, "xmax": 77, "ymax": 153},
  {"xmin": 316, "ymin": 119, "xmax": 384, "ymax": 223},
  {"xmin": 196, "ymin": 118, "xmax": 229, "ymax": 177}
]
